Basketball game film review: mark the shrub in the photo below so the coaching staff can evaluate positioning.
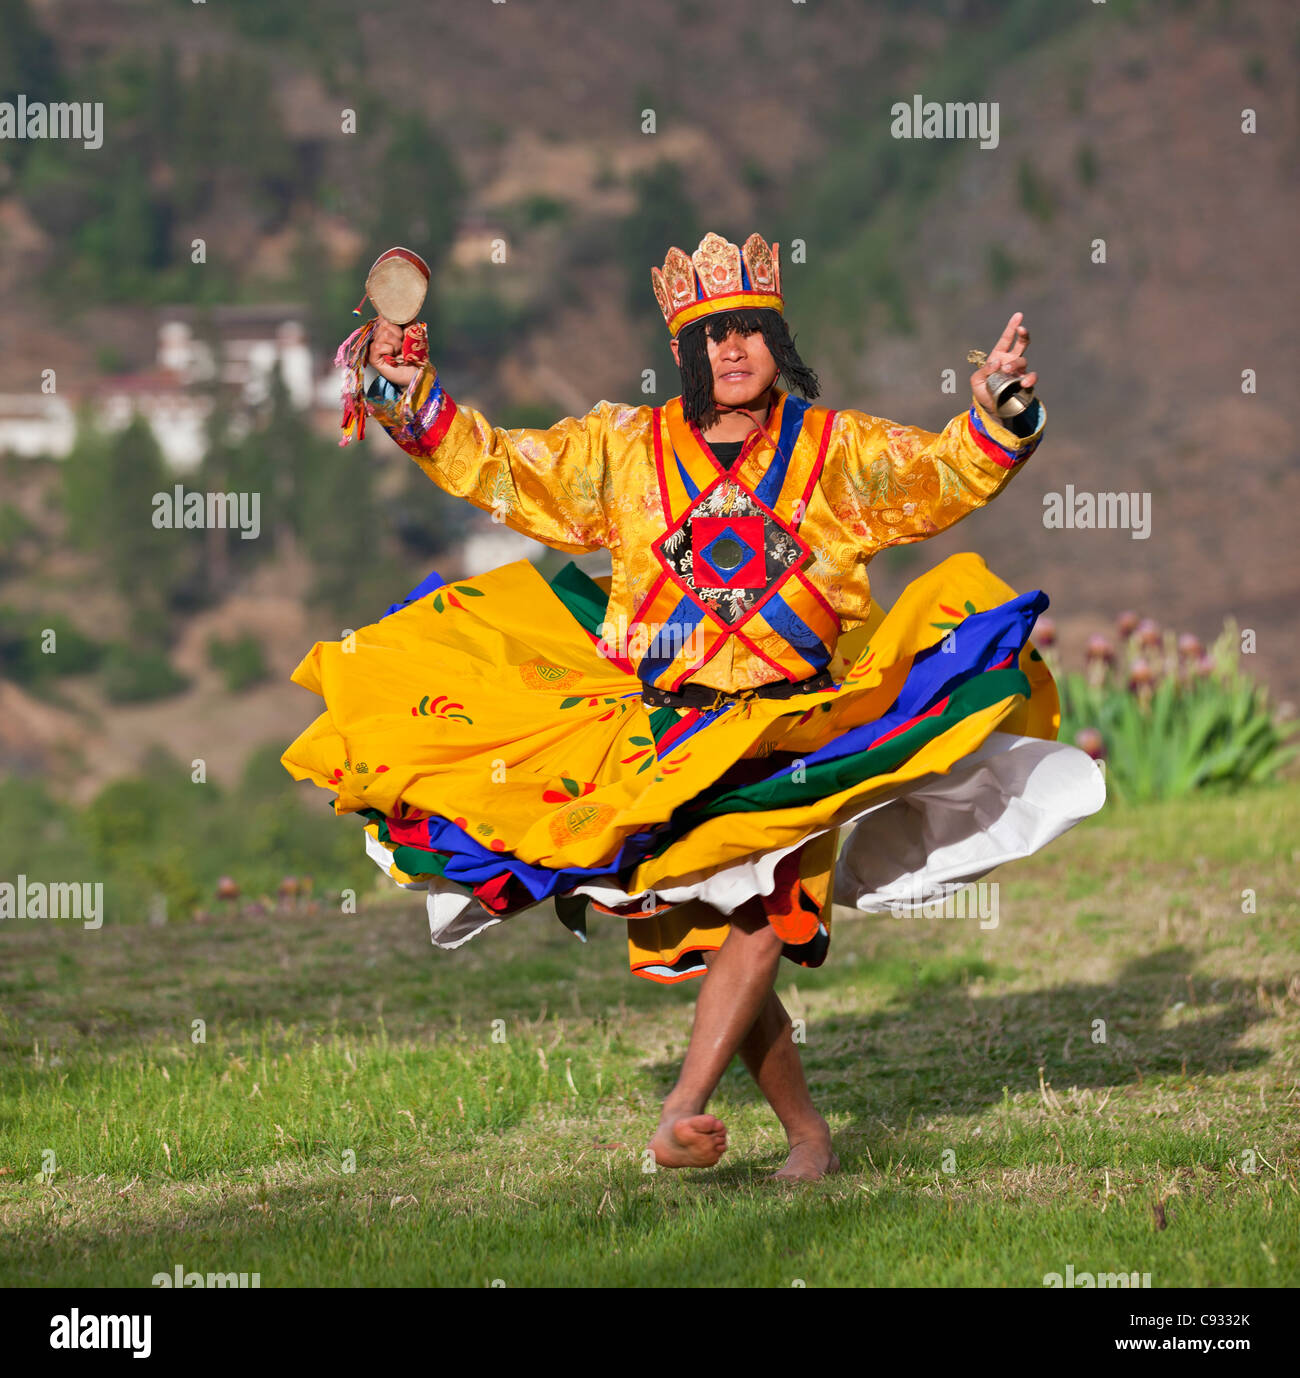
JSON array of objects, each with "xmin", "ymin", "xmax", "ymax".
[
  {"xmin": 1075, "ymin": 142, "xmax": 1099, "ymax": 188},
  {"xmin": 0, "ymin": 744, "xmax": 375, "ymax": 926},
  {"xmin": 101, "ymin": 644, "xmax": 190, "ymax": 703},
  {"xmin": 438, "ymin": 287, "xmax": 529, "ymax": 360},
  {"xmin": 207, "ymin": 633, "xmax": 269, "ymax": 693},
  {"xmin": 987, "ymin": 243, "xmax": 1017, "ymax": 293},
  {"xmin": 0, "ymin": 607, "xmax": 103, "ymax": 686},
  {"xmin": 1016, "ymin": 156, "xmax": 1057, "ymax": 224},
  {"xmin": 1052, "ymin": 617, "xmax": 1298, "ymax": 804},
  {"xmin": 0, "ymin": 502, "xmax": 35, "ymax": 550},
  {"xmin": 512, "ymin": 194, "xmax": 568, "ymax": 230}
]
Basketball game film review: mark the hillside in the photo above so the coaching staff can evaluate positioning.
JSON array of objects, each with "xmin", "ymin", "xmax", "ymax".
[{"xmin": 0, "ymin": 0, "xmax": 1296, "ymax": 796}]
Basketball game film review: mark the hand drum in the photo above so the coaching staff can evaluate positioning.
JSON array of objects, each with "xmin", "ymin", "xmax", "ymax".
[{"xmin": 364, "ymin": 247, "xmax": 430, "ymax": 326}]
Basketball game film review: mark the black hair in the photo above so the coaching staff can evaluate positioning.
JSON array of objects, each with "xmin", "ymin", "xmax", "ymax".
[{"xmin": 676, "ymin": 308, "xmax": 820, "ymax": 428}]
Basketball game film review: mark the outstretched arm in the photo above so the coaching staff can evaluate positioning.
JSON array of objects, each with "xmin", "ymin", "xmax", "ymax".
[
  {"xmin": 825, "ymin": 312, "xmax": 1045, "ymax": 553},
  {"xmin": 361, "ymin": 317, "xmax": 610, "ymax": 554}
]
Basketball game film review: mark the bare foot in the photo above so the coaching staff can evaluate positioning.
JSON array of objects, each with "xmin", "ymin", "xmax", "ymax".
[
  {"xmin": 770, "ymin": 1137, "xmax": 840, "ymax": 1182},
  {"xmin": 647, "ymin": 1113, "xmax": 728, "ymax": 1169}
]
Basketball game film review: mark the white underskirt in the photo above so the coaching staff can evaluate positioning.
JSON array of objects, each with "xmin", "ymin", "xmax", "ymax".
[{"xmin": 365, "ymin": 732, "xmax": 1107, "ymax": 950}]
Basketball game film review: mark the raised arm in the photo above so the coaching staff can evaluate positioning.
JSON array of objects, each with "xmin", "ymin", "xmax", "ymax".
[
  {"xmin": 336, "ymin": 315, "xmax": 611, "ymax": 554},
  {"xmin": 364, "ymin": 361, "xmax": 612, "ymax": 554},
  {"xmin": 824, "ymin": 312, "xmax": 1045, "ymax": 552}
]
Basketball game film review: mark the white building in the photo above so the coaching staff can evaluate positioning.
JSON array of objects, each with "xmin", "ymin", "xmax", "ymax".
[
  {"xmin": 152, "ymin": 306, "xmax": 316, "ymax": 410},
  {"xmin": 0, "ymin": 306, "xmax": 321, "ymax": 471},
  {"xmin": 0, "ymin": 394, "xmax": 77, "ymax": 458}
]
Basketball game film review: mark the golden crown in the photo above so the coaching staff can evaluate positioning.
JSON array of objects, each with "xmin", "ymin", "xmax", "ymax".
[{"xmin": 651, "ymin": 232, "xmax": 783, "ymax": 338}]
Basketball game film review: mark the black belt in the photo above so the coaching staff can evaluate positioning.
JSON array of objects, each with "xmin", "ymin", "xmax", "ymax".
[{"xmin": 641, "ymin": 669, "xmax": 836, "ymax": 711}]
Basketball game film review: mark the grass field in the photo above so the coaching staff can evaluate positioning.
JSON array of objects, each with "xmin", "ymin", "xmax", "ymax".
[{"xmin": 1, "ymin": 781, "xmax": 1297, "ymax": 1288}]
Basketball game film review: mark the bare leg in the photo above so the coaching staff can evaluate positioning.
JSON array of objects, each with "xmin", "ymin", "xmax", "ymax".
[
  {"xmin": 705, "ymin": 954, "xmax": 839, "ymax": 1182},
  {"xmin": 646, "ymin": 898, "xmax": 785, "ymax": 1169}
]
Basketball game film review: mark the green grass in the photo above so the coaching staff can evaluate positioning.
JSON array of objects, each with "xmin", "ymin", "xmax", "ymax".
[{"xmin": 1, "ymin": 782, "xmax": 1297, "ymax": 1287}]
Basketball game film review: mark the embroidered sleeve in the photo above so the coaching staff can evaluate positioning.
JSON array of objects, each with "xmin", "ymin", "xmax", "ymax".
[
  {"xmin": 365, "ymin": 362, "xmax": 612, "ymax": 555},
  {"xmin": 825, "ymin": 394, "xmax": 1045, "ymax": 552}
]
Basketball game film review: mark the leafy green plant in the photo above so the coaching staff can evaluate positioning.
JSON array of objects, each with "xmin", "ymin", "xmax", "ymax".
[
  {"xmin": 0, "ymin": 607, "xmax": 103, "ymax": 686},
  {"xmin": 1016, "ymin": 156, "xmax": 1057, "ymax": 224},
  {"xmin": 0, "ymin": 743, "xmax": 375, "ymax": 927},
  {"xmin": 1075, "ymin": 141, "xmax": 1099, "ymax": 188},
  {"xmin": 1051, "ymin": 617, "xmax": 1298, "ymax": 804},
  {"xmin": 101, "ymin": 644, "xmax": 190, "ymax": 704},
  {"xmin": 509, "ymin": 194, "xmax": 569, "ymax": 230},
  {"xmin": 987, "ymin": 243, "xmax": 1017, "ymax": 293},
  {"xmin": 0, "ymin": 501, "xmax": 36, "ymax": 550},
  {"xmin": 207, "ymin": 633, "xmax": 269, "ymax": 693}
]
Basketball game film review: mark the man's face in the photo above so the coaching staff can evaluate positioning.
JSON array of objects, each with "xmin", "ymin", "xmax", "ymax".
[{"xmin": 673, "ymin": 325, "xmax": 780, "ymax": 409}]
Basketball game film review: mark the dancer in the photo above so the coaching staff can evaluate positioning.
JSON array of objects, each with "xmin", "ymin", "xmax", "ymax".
[{"xmin": 283, "ymin": 233, "xmax": 1105, "ymax": 1180}]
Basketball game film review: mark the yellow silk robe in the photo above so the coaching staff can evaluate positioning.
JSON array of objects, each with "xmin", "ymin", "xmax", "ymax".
[{"xmin": 366, "ymin": 364, "xmax": 1045, "ymax": 694}]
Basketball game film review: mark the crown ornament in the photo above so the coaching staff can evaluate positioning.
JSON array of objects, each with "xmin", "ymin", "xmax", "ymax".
[{"xmin": 651, "ymin": 232, "xmax": 783, "ymax": 337}]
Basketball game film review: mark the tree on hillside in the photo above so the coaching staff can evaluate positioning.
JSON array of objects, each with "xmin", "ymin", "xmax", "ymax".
[
  {"xmin": 63, "ymin": 412, "xmax": 189, "ymax": 641},
  {"xmin": 372, "ymin": 123, "xmax": 465, "ymax": 275},
  {"xmin": 61, "ymin": 410, "xmax": 113, "ymax": 552},
  {"xmin": 102, "ymin": 417, "xmax": 184, "ymax": 626},
  {"xmin": 618, "ymin": 161, "xmax": 701, "ymax": 321},
  {"xmin": 297, "ymin": 427, "xmax": 402, "ymax": 628},
  {"xmin": 0, "ymin": 0, "xmax": 61, "ymax": 173}
]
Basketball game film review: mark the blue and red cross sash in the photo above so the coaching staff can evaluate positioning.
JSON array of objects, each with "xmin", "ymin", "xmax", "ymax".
[{"xmin": 630, "ymin": 394, "xmax": 841, "ymax": 690}]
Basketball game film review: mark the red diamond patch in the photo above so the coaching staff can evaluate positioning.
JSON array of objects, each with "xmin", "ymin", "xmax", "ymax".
[{"xmin": 691, "ymin": 515, "xmax": 766, "ymax": 588}]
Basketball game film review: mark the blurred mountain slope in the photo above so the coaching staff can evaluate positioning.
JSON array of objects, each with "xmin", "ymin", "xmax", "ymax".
[{"xmin": 0, "ymin": 0, "xmax": 1294, "ymax": 796}]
